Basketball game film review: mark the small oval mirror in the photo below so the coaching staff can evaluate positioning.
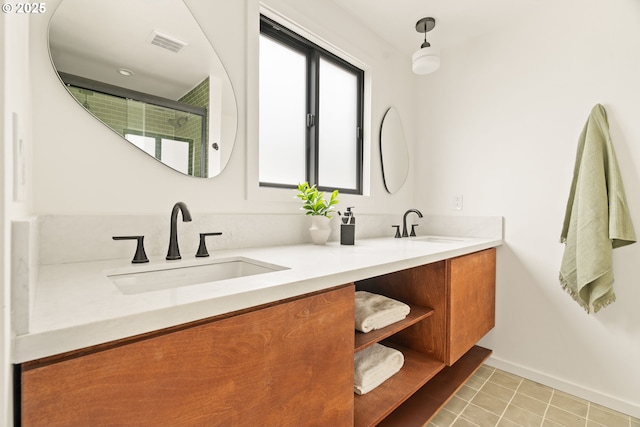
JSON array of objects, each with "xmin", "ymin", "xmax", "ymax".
[
  {"xmin": 48, "ymin": 0, "xmax": 238, "ymax": 178},
  {"xmin": 380, "ymin": 107, "xmax": 409, "ymax": 193}
]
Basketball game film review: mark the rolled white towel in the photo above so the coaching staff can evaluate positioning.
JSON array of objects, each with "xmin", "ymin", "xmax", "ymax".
[
  {"xmin": 355, "ymin": 291, "xmax": 410, "ymax": 333},
  {"xmin": 354, "ymin": 343, "xmax": 404, "ymax": 395}
]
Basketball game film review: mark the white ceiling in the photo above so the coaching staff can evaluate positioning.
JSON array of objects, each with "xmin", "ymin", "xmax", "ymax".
[
  {"xmin": 48, "ymin": 0, "xmax": 543, "ymax": 100},
  {"xmin": 331, "ymin": 0, "xmax": 542, "ymax": 55}
]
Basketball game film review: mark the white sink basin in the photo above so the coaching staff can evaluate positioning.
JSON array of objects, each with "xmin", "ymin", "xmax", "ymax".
[{"xmin": 107, "ymin": 257, "xmax": 288, "ymax": 295}]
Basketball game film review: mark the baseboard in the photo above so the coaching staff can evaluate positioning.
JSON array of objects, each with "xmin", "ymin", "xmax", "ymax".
[{"xmin": 486, "ymin": 355, "xmax": 640, "ymax": 419}]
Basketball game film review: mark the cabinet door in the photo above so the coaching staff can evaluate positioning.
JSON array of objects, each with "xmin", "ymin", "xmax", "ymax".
[
  {"xmin": 21, "ymin": 285, "xmax": 355, "ymax": 427},
  {"xmin": 446, "ymin": 248, "xmax": 496, "ymax": 365}
]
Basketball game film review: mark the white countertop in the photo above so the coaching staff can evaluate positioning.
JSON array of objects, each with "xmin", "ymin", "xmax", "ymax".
[{"xmin": 12, "ymin": 235, "xmax": 501, "ymax": 363}]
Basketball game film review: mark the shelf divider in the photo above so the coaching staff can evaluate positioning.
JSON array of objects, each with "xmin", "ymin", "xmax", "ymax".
[{"xmin": 355, "ymin": 304, "xmax": 434, "ymax": 353}]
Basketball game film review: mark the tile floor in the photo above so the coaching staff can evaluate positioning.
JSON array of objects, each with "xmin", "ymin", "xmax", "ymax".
[{"xmin": 429, "ymin": 365, "xmax": 640, "ymax": 427}]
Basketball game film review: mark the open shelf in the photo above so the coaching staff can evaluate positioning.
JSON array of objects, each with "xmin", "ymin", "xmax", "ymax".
[
  {"xmin": 355, "ymin": 304, "xmax": 434, "ymax": 352},
  {"xmin": 375, "ymin": 346, "xmax": 492, "ymax": 427},
  {"xmin": 353, "ymin": 250, "xmax": 496, "ymax": 427},
  {"xmin": 354, "ymin": 344, "xmax": 445, "ymax": 427}
]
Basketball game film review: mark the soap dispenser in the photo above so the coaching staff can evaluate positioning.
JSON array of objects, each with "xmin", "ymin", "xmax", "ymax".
[{"xmin": 340, "ymin": 207, "xmax": 355, "ymax": 245}]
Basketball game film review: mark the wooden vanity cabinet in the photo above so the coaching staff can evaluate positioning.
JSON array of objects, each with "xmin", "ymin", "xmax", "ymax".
[
  {"xmin": 20, "ymin": 285, "xmax": 355, "ymax": 427},
  {"xmin": 19, "ymin": 247, "xmax": 497, "ymax": 427}
]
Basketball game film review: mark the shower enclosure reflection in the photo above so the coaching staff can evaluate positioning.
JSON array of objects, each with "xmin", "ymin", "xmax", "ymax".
[{"xmin": 48, "ymin": 0, "xmax": 238, "ymax": 178}]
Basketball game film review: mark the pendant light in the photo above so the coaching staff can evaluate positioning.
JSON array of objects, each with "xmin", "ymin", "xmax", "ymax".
[{"xmin": 412, "ymin": 17, "xmax": 440, "ymax": 74}]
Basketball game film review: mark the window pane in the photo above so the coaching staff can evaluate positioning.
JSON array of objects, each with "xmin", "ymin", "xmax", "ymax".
[
  {"xmin": 318, "ymin": 57, "xmax": 358, "ymax": 190},
  {"xmin": 125, "ymin": 134, "xmax": 156, "ymax": 157},
  {"xmin": 259, "ymin": 35, "xmax": 307, "ymax": 185},
  {"xmin": 161, "ymin": 138, "xmax": 191, "ymax": 175}
]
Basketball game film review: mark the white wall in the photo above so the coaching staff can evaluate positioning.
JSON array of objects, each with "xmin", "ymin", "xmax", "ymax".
[
  {"xmin": 416, "ymin": 0, "xmax": 640, "ymax": 416},
  {"xmin": 30, "ymin": 0, "xmax": 416, "ymax": 215},
  {"xmin": 2, "ymin": 7, "xmax": 32, "ymax": 425}
]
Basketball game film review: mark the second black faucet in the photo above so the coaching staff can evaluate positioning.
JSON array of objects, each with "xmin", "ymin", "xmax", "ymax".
[{"xmin": 402, "ymin": 209, "xmax": 423, "ymax": 238}]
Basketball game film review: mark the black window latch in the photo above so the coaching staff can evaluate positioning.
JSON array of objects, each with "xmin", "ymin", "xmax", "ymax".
[{"xmin": 306, "ymin": 113, "xmax": 315, "ymax": 127}]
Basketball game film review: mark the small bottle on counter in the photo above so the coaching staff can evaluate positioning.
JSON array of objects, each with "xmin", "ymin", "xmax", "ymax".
[{"xmin": 340, "ymin": 207, "xmax": 355, "ymax": 245}]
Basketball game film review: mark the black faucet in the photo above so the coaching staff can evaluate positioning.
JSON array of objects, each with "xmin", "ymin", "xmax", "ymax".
[
  {"xmin": 166, "ymin": 202, "xmax": 192, "ymax": 260},
  {"xmin": 402, "ymin": 209, "xmax": 423, "ymax": 237}
]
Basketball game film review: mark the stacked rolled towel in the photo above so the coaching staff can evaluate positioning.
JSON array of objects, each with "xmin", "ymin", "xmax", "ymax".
[
  {"xmin": 355, "ymin": 291, "xmax": 411, "ymax": 333},
  {"xmin": 354, "ymin": 343, "xmax": 404, "ymax": 395}
]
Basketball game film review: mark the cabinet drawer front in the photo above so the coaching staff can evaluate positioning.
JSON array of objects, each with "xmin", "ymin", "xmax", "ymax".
[{"xmin": 21, "ymin": 285, "xmax": 355, "ymax": 427}]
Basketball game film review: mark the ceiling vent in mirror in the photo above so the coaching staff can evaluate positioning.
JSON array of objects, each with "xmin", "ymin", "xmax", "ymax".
[{"xmin": 148, "ymin": 30, "xmax": 188, "ymax": 53}]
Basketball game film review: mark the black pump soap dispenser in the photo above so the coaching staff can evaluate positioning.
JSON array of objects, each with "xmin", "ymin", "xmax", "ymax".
[{"xmin": 340, "ymin": 207, "xmax": 355, "ymax": 245}]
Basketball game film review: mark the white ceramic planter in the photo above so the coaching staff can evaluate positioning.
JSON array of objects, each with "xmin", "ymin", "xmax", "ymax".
[{"xmin": 309, "ymin": 216, "xmax": 331, "ymax": 245}]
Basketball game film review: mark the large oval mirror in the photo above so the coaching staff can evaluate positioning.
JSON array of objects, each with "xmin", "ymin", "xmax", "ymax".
[
  {"xmin": 48, "ymin": 0, "xmax": 238, "ymax": 178},
  {"xmin": 380, "ymin": 107, "xmax": 409, "ymax": 193}
]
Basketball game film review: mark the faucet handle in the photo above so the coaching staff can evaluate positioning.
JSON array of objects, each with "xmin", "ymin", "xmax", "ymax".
[
  {"xmin": 392, "ymin": 225, "xmax": 401, "ymax": 238},
  {"xmin": 113, "ymin": 236, "xmax": 149, "ymax": 264},
  {"xmin": 410, "ymin": 224, "xmax": 419, "ymax": 237},
  {"xmin": 196, "ymin": 232, "xmax": 223, "ymax": 257}
]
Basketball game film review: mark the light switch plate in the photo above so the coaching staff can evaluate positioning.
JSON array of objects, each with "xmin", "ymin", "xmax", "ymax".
[{"xmin": 12, "ymin": 112, "xmax": 26, "ymax": 202}]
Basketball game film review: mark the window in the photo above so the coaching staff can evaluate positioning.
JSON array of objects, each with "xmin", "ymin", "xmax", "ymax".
[
  {"xmin": 259, "ymin": 15, "xmax": 364, "ymax": 194},
  {"xmin": 125, "ymin": 131, "xmax": 194, "ymax": 175}
]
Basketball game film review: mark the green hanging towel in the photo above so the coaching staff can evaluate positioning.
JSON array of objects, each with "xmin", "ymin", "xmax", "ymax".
[{"xmin": 560, "ymin": 104, "xmax": 636, "ymax": 313}]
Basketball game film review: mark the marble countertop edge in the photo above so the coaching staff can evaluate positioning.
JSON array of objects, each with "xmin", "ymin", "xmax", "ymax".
[{"xmin": 12, "ymin": 236, "xmax": 502, "ymax": 363}]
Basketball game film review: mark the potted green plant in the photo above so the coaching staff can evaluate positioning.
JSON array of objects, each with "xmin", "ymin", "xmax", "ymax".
[{"xmin": 295, "ymin": 182, "xmax": 339, "ymax": 244}]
